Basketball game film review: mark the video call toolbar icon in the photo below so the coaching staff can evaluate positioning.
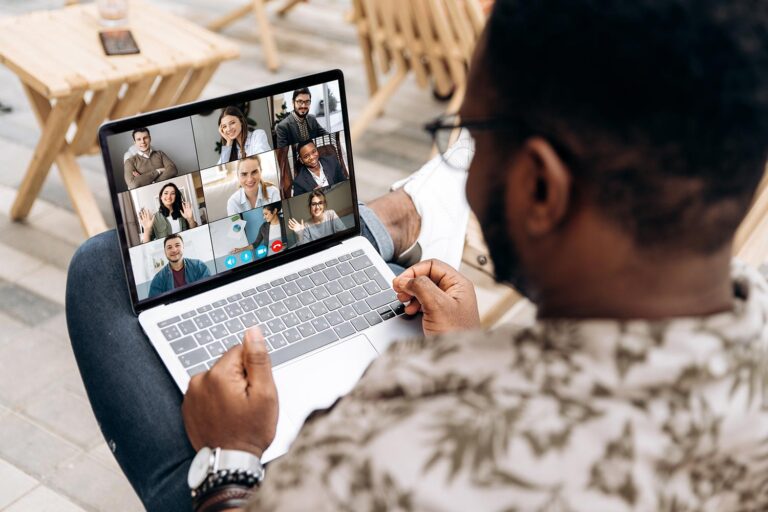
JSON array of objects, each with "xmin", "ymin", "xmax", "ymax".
[
  {"xmin": 255, "ymin": 245, "xmax": 268, "ymax": 259},
  {"xmin": 224, "ymin": 255, "xmax": 237, "ymax": 268},
  {"xmin": 240, "ymin": 251, "xmax": 253, "ymax": 263},
  {"xmin": 271, "ymin": 240, "xmax": 283, "ymax": 253}
]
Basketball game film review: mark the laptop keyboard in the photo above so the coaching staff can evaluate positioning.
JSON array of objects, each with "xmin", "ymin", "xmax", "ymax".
[{"xmin": 155, "ymin": 249, "xmax": 407, "ymax": 377}]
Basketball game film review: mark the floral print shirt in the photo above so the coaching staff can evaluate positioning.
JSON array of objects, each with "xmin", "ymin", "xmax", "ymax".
[{"xmin": 248, "ymin": 262, "xmax": 768, "ymax": 511}]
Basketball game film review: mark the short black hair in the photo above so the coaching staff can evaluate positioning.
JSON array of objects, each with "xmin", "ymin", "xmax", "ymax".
[
  {"xmin": 296, "ymin": 139, "xmax": 316, "ymax": 156},
  {"xmin": 485, "ymin": 0, "xmax": 768, "ymax": 252},
  {"xmin": 293, "ymin": 88, "xmax": 311, "ymax": 102},
  {"xmin": 164, "ymin": 233, "xmax": 183, "ymax": 246},
  {"xmin": 132, "ymin": 127, "xmax": 150, "ymax": 140}
]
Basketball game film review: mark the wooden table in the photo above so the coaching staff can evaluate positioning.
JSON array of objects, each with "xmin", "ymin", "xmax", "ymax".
[{"xmin": 0, "ymin": 1, "xmax": 239, "ymax": 236}]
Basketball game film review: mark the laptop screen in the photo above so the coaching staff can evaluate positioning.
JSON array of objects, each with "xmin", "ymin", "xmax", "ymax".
[{"xmin": 99, "ymin": 70, "xmax": 358, "ymax": 311}]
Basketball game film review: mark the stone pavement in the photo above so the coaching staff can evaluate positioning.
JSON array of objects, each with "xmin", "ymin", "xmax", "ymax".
[{"xmin": 0, "ymin": 0, "xmax": 515, "ymax": 510}]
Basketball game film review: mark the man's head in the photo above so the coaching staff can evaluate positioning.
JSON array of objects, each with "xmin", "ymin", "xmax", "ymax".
[
  {"xmin": 463, "ymin": 0, "xmax": 768, "ymax": 302},
  {"xmin": 163, "ymin": 234, "xmax": 184, "ymax": 264},
  {"xmin": 292, "ymin": 88, "xmax": 312, "ymax": 118},
  {"xmin": 132, "ymin": 128, "xmax": 151, "ymax": 153},
  {"xmin": 297, "ymin": 140, "xmax": 319, "ymax": 168}
]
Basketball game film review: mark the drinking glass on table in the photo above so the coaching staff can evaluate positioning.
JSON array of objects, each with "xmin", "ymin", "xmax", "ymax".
[{"xmin": 97, "ymin": 0, "xmax": 129, "ymax": 27}]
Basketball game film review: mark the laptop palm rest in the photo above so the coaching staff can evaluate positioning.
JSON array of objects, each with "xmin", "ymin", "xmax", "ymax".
[{"xmin": 262, "ymin": 334, "xmax": 378, "ymax": 462}]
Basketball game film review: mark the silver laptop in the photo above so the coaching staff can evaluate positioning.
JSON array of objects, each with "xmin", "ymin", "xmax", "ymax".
[{"xmin": 98, "ymin": 70, "xmax": 423, "ymax": 462}]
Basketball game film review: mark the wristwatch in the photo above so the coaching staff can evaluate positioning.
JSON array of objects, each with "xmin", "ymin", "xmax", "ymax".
[{"xmin": 187, "ymin": 447, "xmax": 265, "ymax": 490}]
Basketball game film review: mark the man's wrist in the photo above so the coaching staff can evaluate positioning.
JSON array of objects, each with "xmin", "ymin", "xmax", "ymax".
[{"xmin": 193, "ymin": 475, "xmax": 257, "ymax": 512}]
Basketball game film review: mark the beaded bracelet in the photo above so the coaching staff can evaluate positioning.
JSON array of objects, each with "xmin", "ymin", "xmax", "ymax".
[{"xmin": 192, "ymin": 469, "xmax": 260, "ymax": 511}]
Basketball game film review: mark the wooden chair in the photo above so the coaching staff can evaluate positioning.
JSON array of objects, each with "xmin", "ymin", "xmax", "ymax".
[
  {"xmin": 734, "ymin": 167, "xmax": 768, "ymax": 266},
  {"xmin": 349, "ymin": 0, "xmax": 487, "ymax": 143},
  {"xmin": 207, "ymin": 0, "xmax": 308, "ymax": 72}
]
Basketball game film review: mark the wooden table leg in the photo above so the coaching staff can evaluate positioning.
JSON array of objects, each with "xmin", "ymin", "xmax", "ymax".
[
  {"xmin": 252, "ymin": 0, "xmax": 280, "ymax": 72},
  {"xmin": 176, "ymin": 64, "xmax": 220, "ymax": 105}
]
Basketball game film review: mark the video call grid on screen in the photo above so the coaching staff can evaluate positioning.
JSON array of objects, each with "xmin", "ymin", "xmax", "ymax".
[{"xmin": 99, "ymin": 72, "xmax": 359, "ymax": 306}]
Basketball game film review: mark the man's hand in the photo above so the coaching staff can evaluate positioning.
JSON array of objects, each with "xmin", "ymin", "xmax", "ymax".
[
  {"xmin": 392, "ymin": 259, "xmax": 480, "ymax": 336},
  {"xmin": 182, "ymin": 329, "xmax": 278, "ymax": 458}
]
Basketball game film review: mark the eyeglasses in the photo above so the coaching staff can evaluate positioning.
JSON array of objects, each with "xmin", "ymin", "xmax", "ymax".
[
  {"xmin": 310, "ymin": 201, "xmax": 325, "ymax": 207},
  {"xmin": 295, "ymin": 99, "xmax": 311, "ymax": 106}
]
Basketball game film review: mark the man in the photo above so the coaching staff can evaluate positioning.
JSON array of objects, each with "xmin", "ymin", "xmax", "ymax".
[
  {"xmin": 148, "ymin": 234, "xmax": 211, "ymax": 298},
  {"xmin": 291, "ymin": 140, "xmax": 347, "ymax": 196},
  {"xmin": 66, "ymin": 1, "xmax": 768, "ymax": 510},
  {"xmin": 274, "ymin": 88, "xmax": 328, "ymax": 148},
  {"xmin": 124, "ymin": 127, "xmax": 179, "ymax": 190}
]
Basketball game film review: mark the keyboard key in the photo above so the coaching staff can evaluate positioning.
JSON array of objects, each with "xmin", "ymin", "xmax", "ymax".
[
  {"xmin": 281, "ymin": 312, "xmax": 300, "ymax": 328},
  {"xmin": 257, "ymin": 283, "xmax": 271, "ymax": 292},
  {"xmin": 312, "ymin": 263, "xmax": 326, "ymax": 271},
  {"xmin": 325, "ymin": 257, "xmax": 340, "ymax": 266},
  {"xmin": 350, "ymin": 255, "xmax": 373, "ymax": 270},
  {"xmin": 285, "ymin": 273, "xmax": 300, "ymax": 281},
  {"xmin": 284, "ymin": 296, "xmax": 302, "ymax": 310},
  {"xmin": 194, "ymin": 330, "xmax": 214, "ymax": 345},
  {"xmin": 310, "ymin": 302, "xmax": 329, "ymax": 316},
  {"xmin": 181, "ymin": 310, "xmax": 196, "ymax": 319},
  {"xmin": 364, "ymin": 311, "xmax": 383, "ymax": 326},
  {"xmin": 297, "ymin": 322, "xmax": 316, "ymax": 337},
  {"xmin": 324, "ymin": 296, "xmax": 343, "ymax": 311},
  {"xmin": 170, "ymin": 336, "xmax": 196, "ymax": 354},
  {"xmin": 193, "ymin": 314, "xmax": 213, "ymax": 329},
  {"xmin": 241, "ymin": 312, "xmax": 258, "ymax": 328},
  {"xmin": 270, "ymin": 277, "xmax": 286, "ymax": 286},
  {"xmin": 325, "ymin": 281, "xmax": 343, "ymax": 295},
  {"xmin": 338, "ymin": 276, "xmax": 356, "ymax": 290},
  {"xmin": 210, "ymin": 324, "xmax": 229, "ymax": 339},
  {"xmin": 298, "ymin": 291, "xmax": 316, "ymax": 305},
  {"xmin": 269, "ymin": 329, "xmax": 340, "ymax": 367},
  {"xmin": 206, "ymin": 357, "xmax": 221, "ymax": 369},
  {"xmin": 284, "ymin": 328, "xmax": 302, "ymax": 344},
  {"xmin": 225, "ymin": 318, "xmax": 244, "ymax": 334},
  {"xmin": 339, "ymin": 253, "xmax": 353, "ymax": 261},
  {"xmin": 283, "ymin": 281, "xmax": 300, "ymax": 296},
  {"xmin": 389, "ymin": 301, "xmax": 407, "ymax": 316},
  {"xmin": 296, "ymin": 307, "xmax": 314, "ymax": 322},
  {"xmin": 339, "ymin": 306, "xmax": 357, "ymax": 321},
  {"xmin": 351, "ymin": 316, "xmax": 369, "ymax": 332},
  {"xmin": 363, "ymin": 281, "xmax": 380, "ymax": 295},
  {"xmin": 351, "ymin": 249, "xmax": 364, "ymax": 257},
  {"xmin": 206, "ymin": 341, "xmax": 226, "ymax": 357},
  {"xmin": 325, "ymin": 311, "xmax": 343, "ymax": 326},
  {"xmin": 296, "ymin": 277, "xmax": 314, "ymax": 291},
  {"xmin": 352, "ymin": 271, "xmax": 369, "ymax": 285},
  {"xmin": 254, "ymin": 292, "xmax": 272, "ymax": 307},
  {"xmin": 210, "ymin": 309, "xmax": 228, "ymax": 323},
  {"xmin": 269, "ymin": 333, "xmax": 287, "ymax": 349},
  {"xmin": 380, "ymin": 309, "xmax": 396, "ymax": 321},
  {"xmin": 213, "ymin": 299, "xmax": 228, "ymax": 308},
  {"xmin": 239, "ymin": 297, "xmax": 258, "ymax": 312},
  {"xmin": 268, "ymin": 288, "xmax": 287, "ymax": 302},
  {"xmin": 365, "ymin": 267, "xmax": 391, "ymax": 291},
  {"xmin": 256, "ymin": 308, "xmax": 274, "ymax": 322},
  {"xmin": 227, "ymin": 293, "xmax": 242, "ymax": 303},
  {"xmin": 336, "ymin": 262, "xmax": 354, "ymax": 275},
  {"xmin": 177, "ymin": 320, "xmax": 197, "ymax": 335},
  {"xmin": 310, "ymin": 273, "xmax": 328, "ymax": 286},
  {"xmin": 338, "ymin": 291, "xmax": 355, "ymax": 306},
  {"xmin": 312, "ymin": 287, "xmax": 330, "ymax": 300},
  {"xmin": 161, "ymin": 325, "xmax": 182, "ymax": 341},
  {"xmin": 298, "ymin": 268, "xmax": 312, "ymax": 276},
  {"xmin": 222, "ymin": 335, "xmax": 240, "ymax": 350},
  {"xmin": 334, "ymin": 322, "xmax": 356, "ymax": 339},
  {"xmin": 353, "ymin": 301, "xmax": 371, "ymax": 315},
  {"xmin": 323, "ymin": 267, "xmax": 341, "ymax": 281},
  {"xmin": 196, "ymin": 305, "xmax": 213, "ymax": 313},
  {"xmin": 187, "ymin": 364, "xmax": 207, "ymax": 377},
  {"xmin": 224, "ymin": 304, "xmax": 244, "ymax": 318},
  {"xmin": 242, "ymin": 288, "xmax": 257, "ymax": 296},
  {"xmin": 269, "ymin": 302, "xmax": 289, "ymax": 317},
  {"xmin": 180, "ymin": 347, "xmax": 209, "ymax": 368},
  {"xmin": 258, "ymin": 324, "xmax": 272, "ymax": 337},
  {"xmin": 351, "ymin": 286, "xmax": 368, "ymax": 300},
  {"xmin": 311, "ymin": 317, "xmax": 330, "ymax": 332},
  {"xmin": 267, "ymin": 318, "xmax": 286, "ymax": 333},
  {"xmin": 367, "ymin": 290, "xmax": 398, "ymax": 310}
]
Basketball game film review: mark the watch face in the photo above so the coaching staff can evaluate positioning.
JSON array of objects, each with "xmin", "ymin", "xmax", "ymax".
[{"xmin": 188, "ymin": 447, "xmax": 213, "ymax": 489}]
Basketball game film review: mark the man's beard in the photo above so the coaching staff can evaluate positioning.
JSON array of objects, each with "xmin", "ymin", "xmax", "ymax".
[
  {"xmin": 294, "ymin": 109, "xmax": 308, "ymax": 119},
  {"xmin": 480, "ymin": 176, "xmax": 533, "ymax": 298}
]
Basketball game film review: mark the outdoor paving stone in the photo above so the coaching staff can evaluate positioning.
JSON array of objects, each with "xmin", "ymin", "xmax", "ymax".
[
  {"xmin": 87, "ymin": 442, "xmax": 123, "ymax": 475},
  {"xmin": 0, "ymin": 217, "xmax": 79, "ymax": 272},
  {"xmin": 0, "ymin": 457, "xmax": 38, "ymax": 508},
  {"xmin": 49, "ymin": 453, "xmax": 143, "ymax": 512},
  {"xmin": 16, "ymin": 264, "xmax": 69, "ymax": 306},
  {"xmin": 5, "ymin": 485, "xmax": 87, "ymax": 512},
  {"xmin": 0, "ymin": 278, "xmax": 63, "ymax": 326},
  {"xmin": 0, "ymin": 412, "xmax": 80, "ymax": 480}
]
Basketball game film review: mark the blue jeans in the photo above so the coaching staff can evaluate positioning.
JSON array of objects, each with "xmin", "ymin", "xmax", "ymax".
[{"xmin": 66, "ymin": 207, "xmax": 400, "ymax": 511}]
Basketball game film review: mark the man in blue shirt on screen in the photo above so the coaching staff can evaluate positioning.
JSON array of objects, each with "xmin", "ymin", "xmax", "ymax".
[{"xmin": 148, "ymin": 234, "xmax": 210, "ymax": 298}]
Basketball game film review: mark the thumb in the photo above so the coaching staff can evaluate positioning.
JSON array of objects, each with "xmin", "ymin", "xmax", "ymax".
[
  {"xmin": 242, "ymin": 328, "xmax": 273, "ymax": 386},
  {"xmin": 402, "ymin": 275, "xmax": 446, "ymax": 312}
]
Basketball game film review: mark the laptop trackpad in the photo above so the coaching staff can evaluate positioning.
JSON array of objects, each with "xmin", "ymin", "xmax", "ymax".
[{"xmin": 266, "ymin": 335, "xmax": 378, "ymax": 458}]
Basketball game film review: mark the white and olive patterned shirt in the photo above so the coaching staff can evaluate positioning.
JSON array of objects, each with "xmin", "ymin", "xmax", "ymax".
[{"xmin": 249, "ymin": 262, "xmax": 768, "ymax": 511}]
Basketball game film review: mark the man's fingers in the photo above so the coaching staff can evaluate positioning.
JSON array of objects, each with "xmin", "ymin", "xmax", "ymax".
[
  {"xmin": 394, "ymin": 259, "xmax": 460, "ymax": 293},
  {"xmin": 242, "ymin": 328, "xmax": 275, "ymax": 389},
  {"xmin": 401, "ymin": 275, "xmax": 446, "ymax": 312}
]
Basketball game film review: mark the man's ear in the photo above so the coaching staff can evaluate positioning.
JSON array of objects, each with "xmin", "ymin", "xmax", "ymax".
[{"xmin": 507, "ymin": 137, "xmax": 573, "ymax": 237}]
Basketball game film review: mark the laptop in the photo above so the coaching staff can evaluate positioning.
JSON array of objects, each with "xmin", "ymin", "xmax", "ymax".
[{"xmin": 98, "ymin": 70, "xmax": 423, "ymax": 462}]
